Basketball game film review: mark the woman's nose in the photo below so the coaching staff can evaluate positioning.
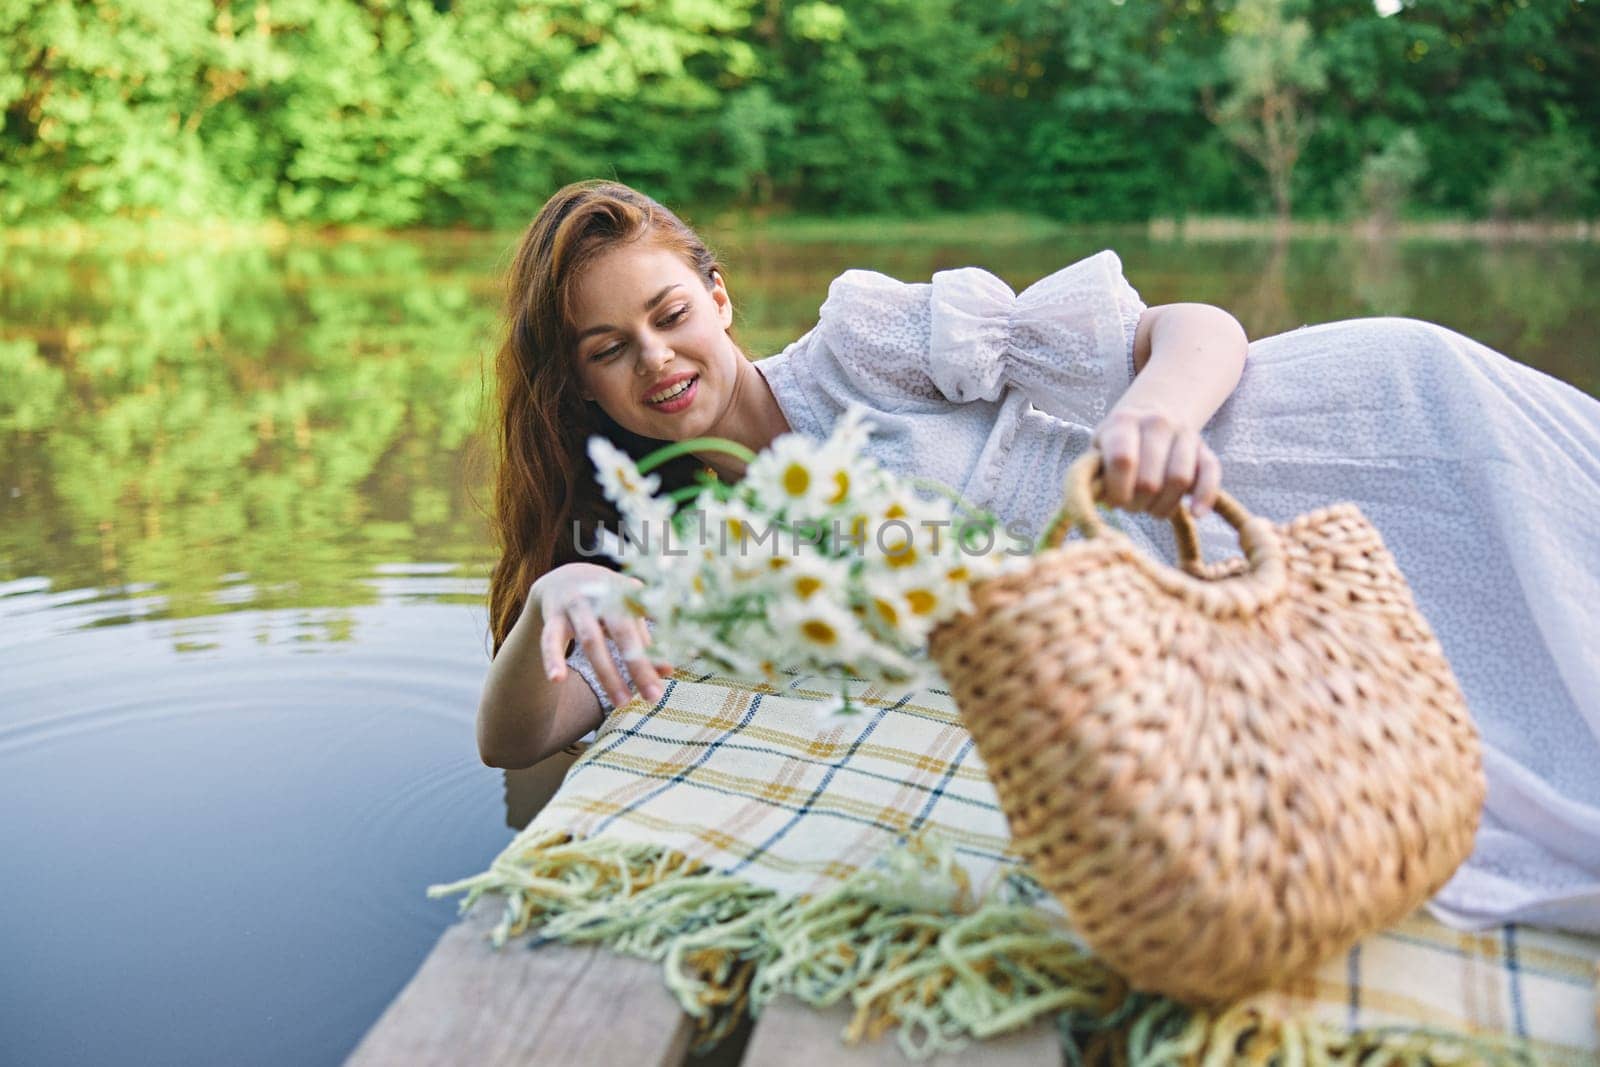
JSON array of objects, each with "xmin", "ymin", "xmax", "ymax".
[{"xmin": 637, "ymin": 339, "xmax": 673, "ymax": 374}]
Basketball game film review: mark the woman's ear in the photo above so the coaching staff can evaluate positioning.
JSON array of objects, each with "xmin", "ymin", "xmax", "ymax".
[{"xmin": 711, "ymin": 269, "xmax": 734, "ymax": 329}]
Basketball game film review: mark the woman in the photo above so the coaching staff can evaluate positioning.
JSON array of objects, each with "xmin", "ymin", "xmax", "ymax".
[{"xmin": 477, "ymin": 179, "xmax": 1600, "ymax": 934}]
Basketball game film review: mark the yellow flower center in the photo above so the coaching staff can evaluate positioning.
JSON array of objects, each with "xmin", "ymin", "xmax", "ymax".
[
  {"xmin": 782, "ymin": 463, "xmax": 811, "ymax": 497},
  {"xmin": 885, "ymin": 502, "xmax": 907, "ymax": 520},
  {"xmin": 827, "ymin": 470, "xmax": 850, "ymax": 505},
  {"xmin": 885, "ymin": 544, "xmax": 918, "ymax": 569},
  {"xmin": 801, "ymin": 619, "xmax": 838, "ymax": 645},
  {"xmin": 873, "ymin": 597, "xmax": 900, "ymax": 626},
  {"xmin": 793, "ymin": 575, "xmax": 822, "ymax": 599},
  {"xmin": 906, "ymin": 589, "xmax": 937, "ymax": 615}
]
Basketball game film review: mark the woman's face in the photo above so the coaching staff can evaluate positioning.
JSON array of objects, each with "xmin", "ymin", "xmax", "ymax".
[{"xmin": 569, "ymin": 242, "xmax": 739, "ymax": 442}]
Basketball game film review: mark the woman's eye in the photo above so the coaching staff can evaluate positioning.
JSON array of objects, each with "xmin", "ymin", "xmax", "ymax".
[{"xmin": 589, "ymin": 308, "xmax": 684, "ymax": 361}]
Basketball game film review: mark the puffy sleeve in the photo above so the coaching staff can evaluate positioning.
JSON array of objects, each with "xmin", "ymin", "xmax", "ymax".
[
  {"xmin": 815, "ymin": 249, "xmax": 1145, "ymax": 425},
  {"xmin": 928, "ymin": 250, "xmax": 1145, "ymax": 424}
]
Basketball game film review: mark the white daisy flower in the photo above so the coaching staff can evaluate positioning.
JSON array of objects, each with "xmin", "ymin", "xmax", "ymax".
[
  {"xmin": 588, "ymin": 436, "xmax": 662, "ymax": 519},
  {"xmin": 829, "ymin": 404, "xmax": 877, "ymax": 455},
  {"xmin": 857, "ymin": 571, "xmax": 938, "ymax": 645},
  {"xmin": 763, "ymin": 551, "xmax": 849, "ymax": 605},
  {"xmin": 772, "ymin": 597, "xmax": 866, "ymax": 665},
  {"xmin": 742, "ymin": 432, "xmax": 836, "ymax": 514},
  {"xmin": 807, "ymin": 422, "xmax": 875, "ymax": 512},
  {"xmin": 699, "ymin": 496, "xmax": 786, "ymax": 580}
]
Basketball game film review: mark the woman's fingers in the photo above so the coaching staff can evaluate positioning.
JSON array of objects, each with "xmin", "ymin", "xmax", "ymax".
[
  {"xmin": 1191, "ymin": 445, "xmax": 1222, "ymax": 517},
  {"xmin": 1132, "ymin": 418, "xmax": 1177, "ymax": 512},
  {"xmin": 568, "ymin": 599, "xmax": 630, "ymax": 707},
  {"xmin": 607, "ymin": 611, "xmax": 665, "ymax": 703},
  {"xmin": 1151, "ymin": 433, "xmax": 1199, "ymax": 518},
  {"xmin": 540, "ymin": 610, "xmax": 574, "ymax": 681},
  {"xmin": 1095, "ymin": 418, "xmax": 1140, "ymax": 507}
]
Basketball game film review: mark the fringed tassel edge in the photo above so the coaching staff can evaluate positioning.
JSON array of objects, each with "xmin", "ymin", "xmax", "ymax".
[{"xmin": 427, "ymin": 832, "xmax": 1536, "ymax": 1065}]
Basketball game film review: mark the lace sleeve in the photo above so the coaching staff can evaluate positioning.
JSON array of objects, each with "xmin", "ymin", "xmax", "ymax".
[
  {"xmin": 567, "ymin": 643, "xmax": 620, "ymax": 715},
  {"xmin": 566, "ymin": 616, "xmax": 659, "ymax": 716},
  {"xmin": 927, "ymin": 249, "xmax": 1146, "ymax": 425},
  {"xmin": 815, "ymin": 269, "xmax": 947, "ymax": 408}
]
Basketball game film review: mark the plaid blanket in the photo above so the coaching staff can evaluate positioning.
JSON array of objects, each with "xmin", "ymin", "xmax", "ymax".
[{"xmin": 472, "ymin": 660, "xmax": 1600, "ymax": 1063}]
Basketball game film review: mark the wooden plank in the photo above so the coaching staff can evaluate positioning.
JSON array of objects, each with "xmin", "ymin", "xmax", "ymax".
[
  {"xmin": 345, "ymin": 901, "xmax": 694, "ymax": 1066},
  {"xmin": 740, "ymin": 996, "xmax": 1061, "ymax": 1065}
]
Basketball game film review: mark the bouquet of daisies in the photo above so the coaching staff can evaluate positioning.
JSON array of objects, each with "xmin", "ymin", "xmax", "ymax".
[{"xmin": 586, "ymin": 408, "xmax": 1015, "ymax": 716}]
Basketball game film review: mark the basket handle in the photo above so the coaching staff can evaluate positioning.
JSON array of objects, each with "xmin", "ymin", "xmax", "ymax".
[{"xmin": 1041, "ymin": 449, "xmax": 1289, "ymax": 615}]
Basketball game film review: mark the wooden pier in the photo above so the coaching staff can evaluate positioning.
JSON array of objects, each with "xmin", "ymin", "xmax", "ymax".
[{"xmin": 346, "ymin": 900, "xmax": 1062, "ymax": 1066}]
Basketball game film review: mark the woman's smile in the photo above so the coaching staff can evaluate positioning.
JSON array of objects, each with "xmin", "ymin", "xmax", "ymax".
[{"xmin": 642, "ymin": 371, "xmax": 699, "ymax": 412}]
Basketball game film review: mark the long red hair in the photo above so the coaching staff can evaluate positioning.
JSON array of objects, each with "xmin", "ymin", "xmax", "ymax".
[{"xmin": 487, "ymin": 180, "xmax": 739, "ymax": 653}]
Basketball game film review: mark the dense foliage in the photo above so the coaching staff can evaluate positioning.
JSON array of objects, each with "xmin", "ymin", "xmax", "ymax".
[{"xmin": 2, "ymin": 0, "xmax": 1595, "ymax": 225}]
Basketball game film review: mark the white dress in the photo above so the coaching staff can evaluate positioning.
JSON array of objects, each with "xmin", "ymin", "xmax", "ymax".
[{"xmin": 743, "ymin": 249, "xmax": 1600, "ymax": 936}]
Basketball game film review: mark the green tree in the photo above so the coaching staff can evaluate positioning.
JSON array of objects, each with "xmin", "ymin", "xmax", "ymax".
[
  {"xmin": 1487, "ymin": 105, "xmax": 1600, "ymax": 219},
  {"xmin": 1354, "ymin": 128, "xmax": 1429, "ymax": 225},
  {"xmin": 1203, "ymin": 0, "xmax": 1329, "ymax": 222},
  {"xmin": 977, "ymin": 0, "xmax": 1231, "ymax": 221},
  {"xmin": 757, "ymin": 0, "xmax": 996, "ymax": 213}
]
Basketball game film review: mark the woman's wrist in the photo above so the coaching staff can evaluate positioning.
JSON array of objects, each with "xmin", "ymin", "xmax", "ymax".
[{"xmin": 1124, "ymin": 305, "xmax": 1247, "ymax": 433}]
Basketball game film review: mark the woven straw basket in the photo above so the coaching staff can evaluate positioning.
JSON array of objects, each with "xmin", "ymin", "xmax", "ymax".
[{"xmin": 928, "ymin": 450, "xmax": 1485, "ymax": 1004}]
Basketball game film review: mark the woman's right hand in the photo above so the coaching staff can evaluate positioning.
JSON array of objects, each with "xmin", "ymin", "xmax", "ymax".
[{"xmin": 531, "ymin": 562, "xmax": 673, "ymax": 707}]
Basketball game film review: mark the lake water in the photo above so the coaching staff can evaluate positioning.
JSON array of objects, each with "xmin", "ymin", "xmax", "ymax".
[{"xmin": 2, "ymin": 227, "xmax": 1596, "ymax": 1066}]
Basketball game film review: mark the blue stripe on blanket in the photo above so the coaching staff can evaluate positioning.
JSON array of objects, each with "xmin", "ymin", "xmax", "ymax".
[
  {"xmin": 1504, "ymin": 926, "xmax": 1529, "ymax": 1042},
  {"xmin": 728, "ymin": 699, "xmax": 902, "ymax": 874},
  {"xmin": 588, "ymin": 687, "xmax": 766, "ymax": 836},
  {"xmin": 905, "ymin": 736, "xmax": 976, "ymax": 837}
]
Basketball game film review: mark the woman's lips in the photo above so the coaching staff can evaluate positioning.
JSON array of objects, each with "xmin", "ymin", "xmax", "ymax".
[{"xmin": 646, "ymin": 374, "xmax": 698, "ymax": 413}]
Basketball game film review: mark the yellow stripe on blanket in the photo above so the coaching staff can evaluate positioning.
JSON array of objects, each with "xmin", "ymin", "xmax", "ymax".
[{"xmin": 431, "ymin": 662, "xmax": 1600, "ymax": 1063}]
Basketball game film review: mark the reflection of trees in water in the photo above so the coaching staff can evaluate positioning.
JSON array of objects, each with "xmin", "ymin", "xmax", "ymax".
[
  {"xmin": 0, "ymin": 238, "xmax": 502, "ymax": 622},
  {"xmin": 1203, "ymin": 235, "xmax": 1596, "ymax": 393},
  {"xmin": 1231, "ymin": 237, "xmax": 1295, "ymax": 338},
  {"xmin": 1475, "ymin": 244, "xmax": 1588, "ymax": 363},
  {"xmin": 1338, "ymin": 239, "xmax": 1593, "ymax": 394},
  {"xmin": 2, "ymin": 232, "xmax": 1595, "ymax": 629},
  {"xmin": 1344, "ymin": 233, "xmax": 1415, "ymax": 319}
]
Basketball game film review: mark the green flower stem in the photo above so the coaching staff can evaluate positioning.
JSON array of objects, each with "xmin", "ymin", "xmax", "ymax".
[
  {"xmin": 909, "ymin": 477, "xmax": 999, "ymax": 528},
  {"xmin": 686, "ymin": 608, "xmax": 769, "ymax": 625},
  {"xmin": 667, "ymin": 483, "xmax": 711, "ymax": 505},
  {"xmin": 637, "ymin": 437, "xmax": 756, "ymax": 475}
]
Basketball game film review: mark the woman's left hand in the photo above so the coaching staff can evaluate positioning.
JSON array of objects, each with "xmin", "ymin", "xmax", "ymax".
[{"xmin": 1091, "ymin": 405, "xmax": 1222, "ymax": 519}]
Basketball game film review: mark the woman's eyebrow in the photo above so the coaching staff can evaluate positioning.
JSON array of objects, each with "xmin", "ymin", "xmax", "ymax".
[{"xmin": 576, "ymin": 284, "xmax": 682, "ymax": 340}]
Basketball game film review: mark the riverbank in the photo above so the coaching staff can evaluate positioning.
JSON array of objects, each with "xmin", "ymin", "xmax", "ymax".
[{"xmin": 3, "ymin": 213, "xmax": 1596, "ymax": 251}]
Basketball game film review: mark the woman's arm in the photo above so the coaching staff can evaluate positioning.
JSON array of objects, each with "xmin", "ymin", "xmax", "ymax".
[
  {"xmin": 477, "ymin": 598, "xmax": 605, "ymax": 769},
  {"xmin": 478, "ymin": 563, "xmax": 674, "ymax": 769},
  {"xmin": 1093, "ymin": 303, "xmax": 1249, "ymax": 517}
]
